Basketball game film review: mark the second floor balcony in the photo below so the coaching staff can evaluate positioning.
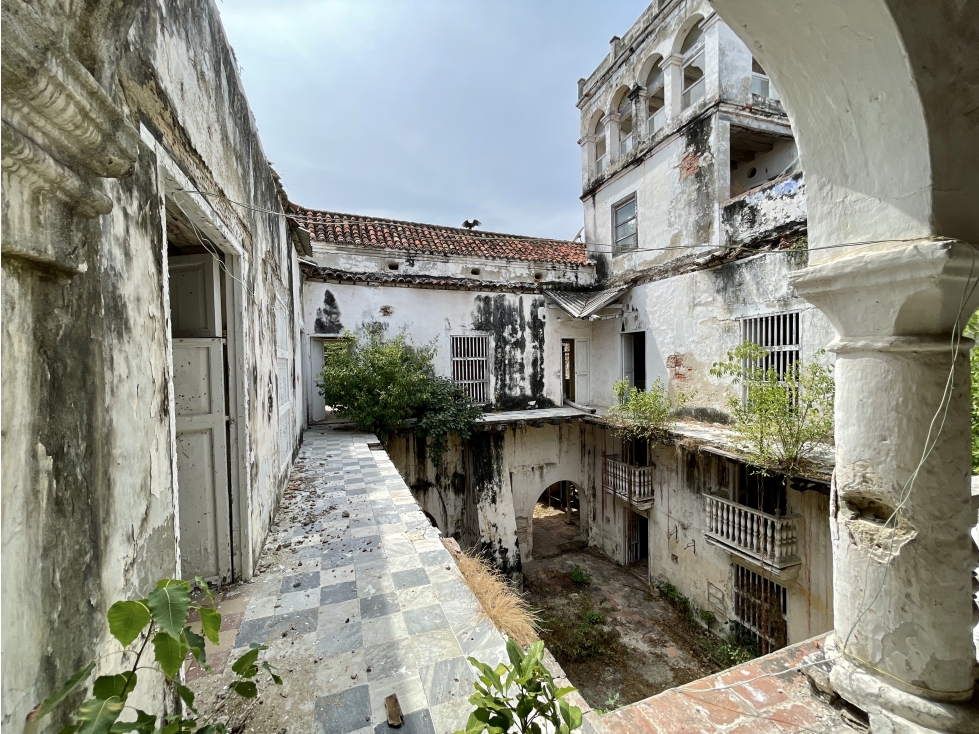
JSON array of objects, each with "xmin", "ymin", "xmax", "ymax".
[
  {"xmin": 704, "ymin": 494, "xmax": 802, "ymax": 571},
  {"xmin": 602, "ymin": 457, "xmax": 654, "ymax": 507}
]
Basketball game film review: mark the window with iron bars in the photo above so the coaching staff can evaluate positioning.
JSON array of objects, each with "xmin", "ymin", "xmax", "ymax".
[
  {"xmin": 739, "ymin": 312, "xmax": 800, "ymax": 400},
  {"xmin": 733, "ymin": 564, "xmax": 788, "ymax": 653},
  {"xmin": 450, "ymin": 335, "xmax": 489, "ymax": 404}
]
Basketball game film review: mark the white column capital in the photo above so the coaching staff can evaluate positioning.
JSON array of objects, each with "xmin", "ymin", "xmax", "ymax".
[{"xmin": 789, "ymin": 238, "xmax": 979, "ymax": 351}]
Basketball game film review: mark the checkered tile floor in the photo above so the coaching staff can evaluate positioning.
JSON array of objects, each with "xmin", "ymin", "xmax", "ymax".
[{"xmin": 193, "ymin": 426, "xmax": 509, "ymax": 734}]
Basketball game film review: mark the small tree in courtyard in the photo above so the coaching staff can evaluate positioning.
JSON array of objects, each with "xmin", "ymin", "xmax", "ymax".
[
  {"xmin": 710, "ymin": 343, "xmax": 834, "ymax": 475},
  {"xmin": 319, "ymin": 329, "xmax": 482, "ymax": 466}
]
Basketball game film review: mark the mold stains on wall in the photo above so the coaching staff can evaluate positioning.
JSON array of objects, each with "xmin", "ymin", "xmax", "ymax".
[
  {"xmin": 472, "ymin": 294, "xmax": 554, "ymax": 410},
  {"xmin": 379, "ymin": 305, "xmax": 394, "ymax": 317},
  {"xmin": 672, "ymin": 116, "xmax": 715, "ymax": 249},
  {"xmin": 314, "ymin": 290, "xmax": 343, "ymax": 334}
]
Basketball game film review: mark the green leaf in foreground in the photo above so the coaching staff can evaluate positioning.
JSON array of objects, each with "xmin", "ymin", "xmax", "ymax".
[
  {"xmin": 183, "ymin": 627, "xmax": 208, "ymax": 669},
  {"xmin": 106, "ymin": 600, "xmax": 151, "ymax": 648},
  {"xmin": 27, "ymin": 662, "xmax": 96, "ymax": 721},
  {"xmin": 77, "ymin": 697, "xmax": 124, "ymax": 734},
  {"xmin": 231, "ymin": 648, "xmax": 260, "ymax": 678},
  {"xmin": 152, "ymin": 631, "xmax": 188, "ymax": 678},
  {"xmin": 199, "ymin": 607, "xmax": 221, "ymax": 645},
  {"xmin": 92, "ymin": 674, "xmax": 138, "ymax": 701},
  {"xmin": 147, "ymin": 583, "xmax": 191, "ymax": 639},
  {"xmin": 231, "ymin": 681, "xmax": 257, "ymax": 699}
]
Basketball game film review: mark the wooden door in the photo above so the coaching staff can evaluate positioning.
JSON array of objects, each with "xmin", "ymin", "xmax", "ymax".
[
  {"xmin": 622, "ymin": 333, "xmax": 635, "ymax": 389},
  {"xmin": 169, "ymin": 254, "xmax": 232, "ymax": 583},
  {"xmin": 574, "ymin": 338, "xmax": 590, "ymax": 404}
]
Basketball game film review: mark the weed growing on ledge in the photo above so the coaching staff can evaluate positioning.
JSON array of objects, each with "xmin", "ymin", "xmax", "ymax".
[
  {"xmin": 608, "ymin": 377, "xmax": 689, "ymax": 442},
  {"xmin": 26, "ymin": 578, "xmax": 281, "ymax": 734},
  {"xmin": 710, "ymin": 342, "xmax": 834, "ymax": 475},
  {"xmin": 459, "ymin": 639, "xmax": 582, "ymax": 734}
]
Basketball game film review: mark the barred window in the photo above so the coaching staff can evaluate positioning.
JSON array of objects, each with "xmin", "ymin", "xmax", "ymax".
[
  {"xmin": 740, "ymin": 312, "xmax": 800, "ymax": 382},
  {"xmin": 451, "ymin": 335, "xmax": 489, "ymax": 404},
  {"xmin": 733, "ymin": 564, "xmax": 788, "ymax": 653}
]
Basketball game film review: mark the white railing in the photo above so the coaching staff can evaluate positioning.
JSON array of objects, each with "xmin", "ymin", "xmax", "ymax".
[
  {"xmin": 596, "ymin": 155, "xmax": 608, "ymax": 175},
  {"xmin": 682, "ymin": 78, "xmax": 705, "ymax": 109},
  {"xmin": 704, "ymin": 495, "xmax": 800, "ymax": 568},
  {"xmin": 619, "ymin": 134, "xmax": 633, "ymax": 157},
  {"xmin": 751, "ymin": 73, "xmax": 778, "ymax": 100},
  {"xmin": 603, "ymin": 458, "xmax": 654, "ymax": 503},
  {"xmin": 647, "ymin": 108, "xmax": 666, "ymax": 135}
]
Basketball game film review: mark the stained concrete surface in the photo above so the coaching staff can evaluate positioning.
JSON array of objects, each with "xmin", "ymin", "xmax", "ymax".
[{"xmin": 187, "ymin": 426, "xmax": 509, "ymax": 734}]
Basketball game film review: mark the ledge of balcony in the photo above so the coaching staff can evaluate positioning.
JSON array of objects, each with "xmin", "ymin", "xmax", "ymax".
[{"xmin": 703, "ymin": 533, "xmax": 803, "ymax": 579}]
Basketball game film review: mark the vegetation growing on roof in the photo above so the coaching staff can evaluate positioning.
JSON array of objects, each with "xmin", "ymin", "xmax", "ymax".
[
  {"xmin": 607, "ymin": 377, "xmax": 689, "ymax": 442},
  {"xmin": 710, "ymin": 342, "xmax": 834, "ymax": 476},
  {"xmin": 319, "ymin": 329, "xmax": 482, "ymax": 466}
]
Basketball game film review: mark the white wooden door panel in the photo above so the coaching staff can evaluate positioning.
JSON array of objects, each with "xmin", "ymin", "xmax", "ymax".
[
  {"xmin": 174, "ymin": 338, "xmax": 231, "ymax": 583},
  {"xmin": 574, "ymin": 338, "xmax": 590, "ymax": 404}
]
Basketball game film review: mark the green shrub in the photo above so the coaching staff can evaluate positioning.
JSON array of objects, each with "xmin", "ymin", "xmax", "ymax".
[
  {"xmin": 319, "ymin": 330, "xmax": 481, "ymax": 465},
  {"xmin": 699, "ymin": 608, "xmax": 717, "ymax": 626},
  {"xmin": 26, "ymin": 578, "xmax": 281, "ymax": 734},
  {"xmin": 710, "ymin": 343, "xmax": 834, "ymax": 475},
  {"xmin": 608, "ymin": 377, "xmax": 688, "ymax": 441},
  {"xmin": 538, "ymin": 596, "xmax": 624, "ymax": 664},
  {"xmin": 459, "ymin": 639, "xmax": 582, "ymax": 734},
  {"xmin": 569, "ymin": 564, "xmax": 591, "ymax": 587}
]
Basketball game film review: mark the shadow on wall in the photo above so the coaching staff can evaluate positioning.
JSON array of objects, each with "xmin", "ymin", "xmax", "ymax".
[{"xmin": 314, "ymin": 290, "xmax": 343, "ymax": 334}]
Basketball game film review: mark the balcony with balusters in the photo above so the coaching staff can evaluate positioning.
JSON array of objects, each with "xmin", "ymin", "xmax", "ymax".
[
  {"xmin": 703, "ymin": 494, "xmax": 801, "ymax": 572},
  {"xmin": 602, "ymin": 457, "xmax": 655, "ymax": 509}
]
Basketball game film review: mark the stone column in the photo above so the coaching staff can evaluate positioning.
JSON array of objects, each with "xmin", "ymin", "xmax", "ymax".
[
  {"xmin": 579, "ymin": 133, "xmax": 595, "ymax": 182},
  {"xmin": 633, "ymin": 89, "xmax": 648, "ymax": 143},
  {"xmin": 607, "ymin": 112, "xmax": 621, "ymax": 165},
  {"xmin": 790, "ymin": 238, "xmax": 979, "ymax": 734},
  {"xmin": 663, "ymin": 54, "xmax": 683, "ymax": 122}
]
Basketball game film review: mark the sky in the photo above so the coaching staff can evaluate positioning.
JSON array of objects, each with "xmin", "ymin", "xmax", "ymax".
[{"xmin": 218, "ymin": 1, "xmax": 649, "ymax": 240}]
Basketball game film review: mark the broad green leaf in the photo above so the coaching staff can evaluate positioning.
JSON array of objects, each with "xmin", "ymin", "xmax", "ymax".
[
  {"xmin": 106, "ymin": 601, "xmax": 151, "ymax": 648},
  {"xmin": 231, "ymin": 681, "xmax": 257, "ymax": 699},
  {"xmin": 109, "ymin": 709, "xmax": 155, "ymax": 733},
  {"xmin": 159, "ymin": 721, "xmax": 180, "ymax": 734},
  {"xmin": 194, "ymin": 576, "xmax": 215, "ymax": 607},
  {"xmin": 156, "ymin": 579, "xmax": 191, "ymax": 590},
  {"xmin": 92, "ymin": 674, "xmax": 137, "ymax": 701},
  {"xmin": 199, "ymin": 607, "xmax": 221, "ymax": 645},
  {"xmin": 231, "ymin": 648, "xmax": 259, "ymax": 678},
  {"xmin": 261, "ymin": 661, "xmax": 282, "ymax": 685},
  {"xmin": 505, "ymin": 639, "xmax": 523, "ymax": 668},
  {"xmin": 183, "ymin": 627, "xmax": 207, "ymax": 669},
  {"xmin": 57, "ymin": 726, "xmax": 80, "ymax": 734},
  {"xmin": 152, "ymin": 631, "xmax": 187, "ymax": 678},
  {"xmin": 27, "ymin": 662, "xmax": 96, "ymax": 721},
  {"xmin": 553, "ymin": 686, "xmax": 576, "ymax": 699},
  {"xmin": 147, "ymin": 584, "xmax": 191, "ymax": 639},
  {"xmin": 77, "ymin": 697, "xmax": 124, "ymax": 734},
  {"xmin": 175, "ymin": 684, "xmax": 196, "ymax": 714}
]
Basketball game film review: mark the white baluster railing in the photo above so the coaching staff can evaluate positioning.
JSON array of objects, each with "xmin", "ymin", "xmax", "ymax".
[
  {"xmin": 704, "ymin": 494, "xmax": 801, "ymax": 568},
  {"xmin": 602, "ymin": 458, "xmax": 655, "ymax": 503}
]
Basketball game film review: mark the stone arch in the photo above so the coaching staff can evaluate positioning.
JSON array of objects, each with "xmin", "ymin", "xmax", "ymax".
[
  {"xmin": 609, "ymin": 83, "xmax": 633, "ymax": 113},
  {"xmin": 523, "ymin": 480, "xmax": 583, "ymax": 562},
  {"xmin": 586, "ymin": 109, "xmax": 606, "ymax": 136},
  {"xmin": 670, "ymin": 12, "xmax": 708, "ymax": 56},
  {"xmin": 637, "ymin": 53, "xmax": 665, "ymax": 89}
]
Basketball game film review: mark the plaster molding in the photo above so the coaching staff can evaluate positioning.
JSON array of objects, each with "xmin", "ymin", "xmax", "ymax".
[{"xmin": 789, "ymin": 238, "xmax": 979, "ymax": 342}]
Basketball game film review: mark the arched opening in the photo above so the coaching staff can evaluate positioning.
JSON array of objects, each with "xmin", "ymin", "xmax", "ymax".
[
  {"xmin": 644, "ymin": 58, "xmax": 666, "ymax": 134},
  {"xmin": 750, "ymin": 58, "xmax": 777, "ymax": 100},
  {"xmin": 679, "ymin": 20, "xmax": 706, "ymax": 109},
  {"xmin": 615, "ymin": 91, "xmax": 634, "ymax": 156},
  {"xmin": 593, "ymin": 114, "xmax": 608, "ymax": 174},
  {"xmin": 530, "ymin": 481, "xmax": 581, "ymax": 560}
]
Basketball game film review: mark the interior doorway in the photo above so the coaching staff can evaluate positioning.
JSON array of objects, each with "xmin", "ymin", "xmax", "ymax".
[
  {"xmin": 166, "ymin": 197, "xmax": 235, "ymax": 584},
  {"xmin": 531, "ymin": 481, "xmax": 581, "ymax": 560},
  {"xmin": 627, "ymin": 510, "xmax": 649, "ymax": 566},
  {"xmin": 561, "ymin": 340, "xmax": 575, "ymax": 402},
  {"xmin": 622, "ymin": 331, "xmax": 646, "ymax": 391}
]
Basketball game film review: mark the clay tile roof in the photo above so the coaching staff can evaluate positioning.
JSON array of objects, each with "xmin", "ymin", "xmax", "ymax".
[{"xmin": 290, "ymin": 206, "xmax": 587, "ymax": 266}]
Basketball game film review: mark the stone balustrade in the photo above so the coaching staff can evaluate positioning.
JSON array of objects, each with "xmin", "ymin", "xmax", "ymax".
[{"xmin": 704, "ymin": 494, "xmax": 801, "ymax": 569}]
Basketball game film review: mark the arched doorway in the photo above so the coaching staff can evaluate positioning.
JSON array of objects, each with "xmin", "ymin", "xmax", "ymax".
[{"xmin": 529, "ymin": 481, "xmax": 581, "ymax": 561}]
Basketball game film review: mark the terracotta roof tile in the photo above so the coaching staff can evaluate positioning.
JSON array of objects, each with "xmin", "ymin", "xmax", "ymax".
[{"xmin": 290, "ymin": 206, "xmax": 587, "ymax": 266}]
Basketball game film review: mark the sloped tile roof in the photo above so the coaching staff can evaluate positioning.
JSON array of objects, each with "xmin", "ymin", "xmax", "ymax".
[{"xmin": 291, "ymin": 206, "xmax": 587, "ymax": 266}]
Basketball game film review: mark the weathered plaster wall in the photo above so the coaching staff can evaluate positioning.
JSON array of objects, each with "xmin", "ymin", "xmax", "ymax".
[
  {"xmin": 723, "ymin": 173, "xmax": 806, "ymax": 246},
  {"xmin": 1, "ymin": 0, "xmax": 302, "ymax": 728},
  {"xmin": 589, "ymin": 440, "xmax": 833, "ymax": 647},
  {"xmin": 304, "ymin": 281, "xmax": 560, "ymax": 410}
]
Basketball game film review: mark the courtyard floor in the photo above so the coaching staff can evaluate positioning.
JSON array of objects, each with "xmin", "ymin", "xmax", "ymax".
[
  {"xmin": 186, "ymin": 425, "xmax": 508, "ymax": 734},
  {"xmin": 525, "ymin": 514, "xmax": 718, "ymax": 710}
]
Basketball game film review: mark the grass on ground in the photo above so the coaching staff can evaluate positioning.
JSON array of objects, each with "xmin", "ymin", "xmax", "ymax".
[{"xmin": 537, "ymin": 593, "xmax": 628, "ymax": 664}]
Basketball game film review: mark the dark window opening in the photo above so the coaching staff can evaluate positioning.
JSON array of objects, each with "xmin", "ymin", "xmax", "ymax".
[
  {"xmin": 623, "ymin": 331, "xmax": 646, "ymax": 392},
  {"xmin": 736, "ymin": 463, "xmax": 788, "ymax": 516},
  {"xmin": 628, "ymin": 511, "xmax": 649, "ymax": 564},
  {"xmin": 561, "ymin": 339, "xmax": 575, "ymax": 402}
]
